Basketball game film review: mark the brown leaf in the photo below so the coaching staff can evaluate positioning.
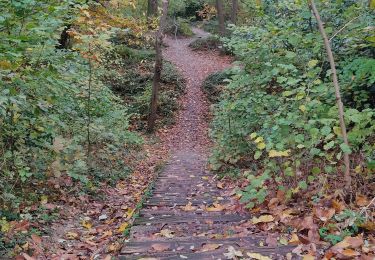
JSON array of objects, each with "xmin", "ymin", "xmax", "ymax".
[
  {"xmin": 265, "ymin": 235, "xmax": 278, "ymax": 247},
  {"xmin": 289, "ymin": 233, "xmax": 300, "ymax": 245},
  {"xmin": 252, "ymin": 215, "xmax": 274, "ymax": 224},
  {"xmin": 65, "ymin": 231, "xmax": 79, "ymax": 240},
  {"xmin": 151, "ymin": 243, "xmax": 170, "ymax": 252},
  {"xmin": 206, "ymin": 202, "xmax": 225, "ymax": 212},
  {"xmin": 331, "ymin": 235, "xmax": 363, "ymax": 252},
  {"xmin": 314, "ymin": 207, "xmax": 335, "ymax": 222},
  {"xmin": 200, "ymin": 243, "xmax": 221, "ymax": 252},
  {"xmin": 356, "ymin": 195, "xmax": 369, "ymax": 207},
  {"xmin": 31, "ymin": 234, "xmax": 42, "ymax": 244},
  {"xmin": 181, "ymin": 201, "xmax": 197, "ymax": 211},
  {"xmin": 341, "ymin": 248, "xmax": 360, "ymax": 257},
  {"xmin": 216, "ymin": 182, "xmax": 224, "ymax": 189},
  {"xmin": 21, "ymin": 253, "xmax": 35, "ymax": 260},
  {"xmin": 331, "ymin": 200, "xmax": 345, "ymax": 213}
]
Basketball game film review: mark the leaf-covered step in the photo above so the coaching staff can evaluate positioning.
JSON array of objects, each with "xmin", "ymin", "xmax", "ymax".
[{"xmin": 133, "ymin": 214, "xmax": 248, "ymax": 225}]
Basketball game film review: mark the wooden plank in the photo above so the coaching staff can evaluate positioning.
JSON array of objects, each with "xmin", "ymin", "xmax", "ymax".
[{"xmin": 134, "ymin": 214, "xmax": 248, "ymax": 225}]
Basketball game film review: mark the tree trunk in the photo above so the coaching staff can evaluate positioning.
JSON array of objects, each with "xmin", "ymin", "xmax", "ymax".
[
  {"xmin": 147, "ymin": 0, "xmax": 158, "ymax": 17},
  {"xmin": 148, "ymin": 0, "xmax": 169, "ymax": 132},
  {"xmin": 216, "ymin": 0, "xmax": 225, "ymax": 36},
  {"xmin": 308, "ymin": 0, "xmax": 351, "ymax": 190},
  {"xmin": 231, "ymin": 0, "xmax": 238, "ymax": 24}
]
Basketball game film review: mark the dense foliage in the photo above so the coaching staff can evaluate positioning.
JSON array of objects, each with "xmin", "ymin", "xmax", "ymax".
[
  {"xmin": 209, "ymin": 1, "xmax": 374, "ymax": 206},
  {"xmin": 0, "ymin": 0, "xmax": 155, "ymax": 222}
]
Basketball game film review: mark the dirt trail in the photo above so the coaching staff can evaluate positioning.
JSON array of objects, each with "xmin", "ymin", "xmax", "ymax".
[
  {"xmin": 120, "ymin": 29, "xmax": 294, "ymax": 259},
  {"xmin": 161, "ymin": 27, "xmax": 232, "ymax": 153}
]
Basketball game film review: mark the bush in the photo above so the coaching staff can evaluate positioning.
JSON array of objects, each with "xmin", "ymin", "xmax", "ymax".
[
  {"xmin": 101, "ymin": 45, "xmax": 185, "ymax": 129},
  {"xmin": 209, "ymin": 1, "xmax": 375, "ymax": 209},
  {"xmin": 202, "ymin": 70, "xmax": 233, "ymax": 102},
  {"xmin": 164, "ymin": 17, "xmax": 194, "ymax": 37},
  {"xmin": 188, "ymin": 35, "xmax": 221, "ymax": 51}
]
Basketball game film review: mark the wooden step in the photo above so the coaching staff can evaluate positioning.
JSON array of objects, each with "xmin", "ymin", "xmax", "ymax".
[{"xmin": 133, "ymin": 214, "xmax": 248, "ymax": 225}]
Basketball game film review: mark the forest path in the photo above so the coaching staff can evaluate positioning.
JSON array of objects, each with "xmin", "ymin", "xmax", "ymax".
[{"xmin": 120, "ymin": 29, "xmax": 294, "ymax": 259}]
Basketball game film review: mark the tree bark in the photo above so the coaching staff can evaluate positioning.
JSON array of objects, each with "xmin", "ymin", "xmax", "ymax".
[
  {"xmin": 216, "ymin": 0, "xmax": 225, "ymax": 36},
  {"xmin": 147, "ymin": 0, "xmax": 158, "ymax": 17},
  {"xmin": 148, "ymin": 0, "xmax": 169, "ymax": 132},
  {"xmin": 231, "ymin": 0, "xmax": 238, "ymax": 24},
  {"xmin": 308, "ymin": 0, "xmax": 351, "ymax": 190}
]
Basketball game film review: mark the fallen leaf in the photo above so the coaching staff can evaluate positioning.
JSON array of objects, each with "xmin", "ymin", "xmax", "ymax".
[
  {"xmin": 151, "ymin": 243, "xmax": 170, "ymax": 252},
  {"xmin": 66, "ymin": 231, "xmax": 79, "ymax": 240},
  {"xmin": 332, "ymin": 199, "xmax": 345, "ymax": 213},
  {"xmin": 217, "ymin": 182, "xmax": 224, "ymax": 189},
  {"xmin": 356, "ymin": 195, "xmax": 369, "ymax": 207},
  {"xmin": 118, "ymin": 222, "xmax": 129, "ymax": 233},
  {"xmin": 224, "ymin": 246, "xmax": 243, "ymax": 259},
  {"xmin": 252, "ymin": 215, "xmax": 274, "ymax": 224},
  {"xmin": 265, "ymin": 235, "xmax": 278, "ymax": 247},
  {"xmin": 289, "ymin": 233, "xmax": 300, "ymax": 245},
  {"xmin": 181, "ymin": 202, "xmax": 197, "ymax": 211},
  {"xmin": 314, "ymin": 207, "xmax": 335, "ymax": 222},
  {"xmin": 302, "ymin": 254, "xmax": 314, "ymax": 260},
  {"xmin": 200, "ymin": 243, "xmax": 221, "ymax": 252},
  {"xmin": 341, "ymin": 248, "xmax": 360, "ymax": 257},
  {"xmin": 331, "ymin": 235, "xmax": 363, "ymax": 252},
  {"xmin": 31, "ymin": 234, "xmax": 42, "ymax": 244},
  {"xmin": 246, "ymin": 252, "xmax": 271, "ymax": 260},
  {"xmin": 21, "ymin": 253, "xmax": 35, "ymax": 260},
  {"xmin": 206, "ymin": 202, "xmax": 225, "ymax": 212},
  {"xmin": 81, "ymin": 219, "xmax": 92, "ymax": 229},
  {"xmin": 160, "ymin": 229, "xmax": 174, "ymax": 238},
  {"xmin": 100, "ymin": 230, "xmax": 113, "ymax": 239}
]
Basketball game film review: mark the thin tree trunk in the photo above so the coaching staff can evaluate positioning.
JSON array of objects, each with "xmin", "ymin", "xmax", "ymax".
[
  {"xmin": 308, "ymin": 0, "xmax": 351, "ymax": 190},
  {"xmin": 147, "ymin": 0, "xmax": 158, "ymax": 18},
  {"xmin": 216, "ymin": 0, "xmax": 225, "ymax": 36},
  {"xmin": 148, "ymin": 0, "xmax": 169, "ymax": 132},
  {"xmin": 231, "ymin": 0, "xmax": 238, "ymax": 24}
]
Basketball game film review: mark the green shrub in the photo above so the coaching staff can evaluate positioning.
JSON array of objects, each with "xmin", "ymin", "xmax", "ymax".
[
  {"xmin": 209, "ymin": 1, "xmax": 375, "ymax": 209},
  {"xmin": 165, "ymin": 18, "xmax": 194, "ymax": 37},
  {"xmin": 202, "ymin": 69, "xmax": 233, "ymax": 102},
  {"xmin": 188, "ymin": 35, "xmax": 221, "ymax": 51}
]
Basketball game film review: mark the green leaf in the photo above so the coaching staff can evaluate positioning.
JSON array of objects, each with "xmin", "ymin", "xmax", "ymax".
[{"xmin": 340, "ymin": 143, "xmax": 352, "ymax": 154}]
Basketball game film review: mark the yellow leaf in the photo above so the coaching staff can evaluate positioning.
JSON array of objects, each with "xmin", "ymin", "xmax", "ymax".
[
  {"xmin": 333, "ymin": 126, "xmax": 342, "ymax": 136},
  {"xmin": 181, "ymin": 202, "xmax": 197, "ymax": 212},
  {"xmin": 66, "ymin": 231, "xmax": 79, "ymax": 240},
  {"xmin": 160, "ymin": 229, "xmax": 174, "ymax": 238},
  {"xmin": 257, "ymin": 142, "xmax": 266, "ymax": 150},
  {"xmin": 250, "ymin": 132, "xmax": 257, "ymax": 139},
  {"xmin": 307, "ymin": 59, "xmax": 319, "ymax": 68},
  {"xmin": 268, "ymin": 150, "xmax": 290, "ymax": 158},
  {"xmin": 118, "ymin": 222, "xmax": 128, "ymax": 233},
  {"xmin": 302, "ymin": 255, "xmax": 315, "ymax": 260},
  {"xmin": 0, "ymin": 60, "xmax": 12, "ymax": 69},
  {"xmin": 288, "ymin": 233, "xmax": 300, "ymax": 245},
  {"xmin": 299, "ymin": 105, "xmax": 306, "ymax": 112},
  {"xmin": 81, "ymin": 220, "xmax": 92, "ymax": 229},
  {"xmin": 40, "ymin": 195, "xmax": 48, "ymax": 204},
  {"xmin": 252, "ymin": 215, "xmax": 274, "ymax": 224},
  {"xmin": 254, "ymin": 137, "xmax": 264, "ymax": 143},
  {"xmin": 206, "ymin": 202, "xmax": 225, "ymax": 212},
  {"xmin": 246, "ymin": 252, "xmax": 272, "ymax": 260},
  {"xmin": 0, "ymin": 218, "xmax": 11, "ymax": 233}
]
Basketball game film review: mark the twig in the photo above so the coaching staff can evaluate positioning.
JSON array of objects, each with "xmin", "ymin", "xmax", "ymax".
[{"xmin": 329, "ymin": 16, "xmax": 360, "ymax": 42}]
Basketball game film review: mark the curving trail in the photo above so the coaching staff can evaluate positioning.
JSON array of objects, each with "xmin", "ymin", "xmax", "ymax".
[{"xmin": 120, "ymin": 29, "xmax": 294, "ymax": 259}]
